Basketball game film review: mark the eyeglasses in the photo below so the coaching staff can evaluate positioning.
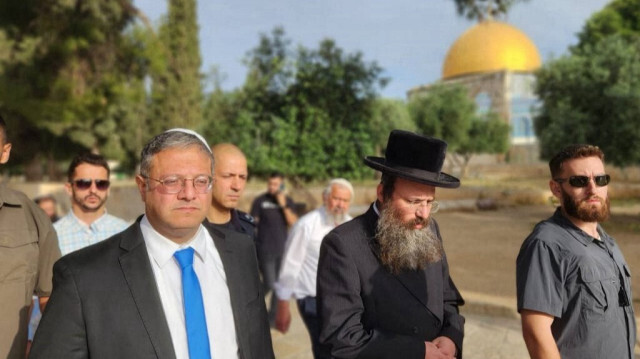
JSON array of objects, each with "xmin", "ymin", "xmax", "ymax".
[
  {"xmin": 144, "ymin": 175, "xmax": 213, "ymax": 194},
  {"xmin": 554, "ymin": 174, "xmax": 610, "ymax": 188},
  {"xmin": 72, "ymin": 179, "xmax": 110, "ymax": 191},
  {"xmin": 405, "ymin": 199, "xmax": 439, "ymax": 214}
]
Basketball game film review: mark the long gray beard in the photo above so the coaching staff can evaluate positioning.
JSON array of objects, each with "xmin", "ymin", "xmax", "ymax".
[{"xmin": 376, "ymin": 204, "xmax": 443, "ymax": 274}]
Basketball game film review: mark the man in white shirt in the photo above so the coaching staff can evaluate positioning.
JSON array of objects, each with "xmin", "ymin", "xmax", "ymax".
[
  {"xmin": 274, "ymin": 178, "xmax": 353, "ymax": 359},
  {"xmin": 31, "ymin": 129, "xmax": 274, "ymax": 359}
]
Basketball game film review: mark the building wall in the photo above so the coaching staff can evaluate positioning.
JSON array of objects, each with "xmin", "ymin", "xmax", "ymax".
[{"xmin": 408, "ymin": 70, "xmax": 540, "ymax": 163}]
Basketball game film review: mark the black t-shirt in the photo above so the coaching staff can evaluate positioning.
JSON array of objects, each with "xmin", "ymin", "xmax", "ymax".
[
  {"xmin": 208, "ymin": 210, "xmax": 256, "ymax": 239},
  {"xmin": 250, "ymin": 193, "xmax": 294, "ymax": 258}
]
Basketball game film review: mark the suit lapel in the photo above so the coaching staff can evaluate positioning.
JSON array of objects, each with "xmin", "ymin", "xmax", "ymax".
[
  {"xmin": 392, "ymin": 266, "xmax": 444, "ymax": 323},
  {"xmin": 206, "ymin": 224, "xmax": 251, "ymax": 306},
  {"xmin": 205, "ymin": 224, "xmax": 259, "ymax": 358},
  {"xmin": 119, "ymin": 221, "xmax": 176, "ymax": 359}
]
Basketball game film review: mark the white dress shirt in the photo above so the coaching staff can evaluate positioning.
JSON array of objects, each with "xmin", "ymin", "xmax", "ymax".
[
  {"xmin": 141, "ymin": 216, "xmax": 239, "ymax": 359},
  {"xmin": 274, "ymin": 207, "xmax": 352, "ymax": 300}
]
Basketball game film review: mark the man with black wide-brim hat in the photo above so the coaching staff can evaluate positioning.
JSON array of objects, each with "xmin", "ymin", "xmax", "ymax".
[{"xmin": 317, "ymin": 130, "xmax": 465, "ymax": 359}]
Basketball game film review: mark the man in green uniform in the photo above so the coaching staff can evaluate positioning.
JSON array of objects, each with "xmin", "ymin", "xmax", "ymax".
[{"xmin": 0, "ymin": 114, "xmax": 60, "ymax": 358}]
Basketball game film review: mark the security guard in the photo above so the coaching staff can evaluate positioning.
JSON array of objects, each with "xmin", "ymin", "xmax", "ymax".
[{"xmin": 206, "ymin": 143, "xmax": 256, "ymax": 239}]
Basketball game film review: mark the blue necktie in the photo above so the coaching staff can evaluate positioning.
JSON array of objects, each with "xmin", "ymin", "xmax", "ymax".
[{"xmin": 174, "ymin": 247, "xmax": 211, "ymax": 359}]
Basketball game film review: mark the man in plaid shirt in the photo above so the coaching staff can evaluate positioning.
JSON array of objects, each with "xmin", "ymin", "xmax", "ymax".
[{"xmin": 54, "ymin": 153, "xmax": 128, "ymax": 255}]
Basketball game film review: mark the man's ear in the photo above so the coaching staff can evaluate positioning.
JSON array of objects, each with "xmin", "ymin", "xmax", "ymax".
[
  {"xmin": 376, "ymin": 182, "xmax": 384, "ymax": 204},
  {"xmin": 64, "ymin": 181, "xmax": 73, "ymax": 196},
  {"xmin": 0, "ymin": 143, "xmax": 11, "ymax": 164},
  {"xmin": 135, "ymin": 175, "xmax": 147, "ymax": 201},
  {"xmin": 549, "ymin": 179, "xmax": 562, "ymax": 198}
]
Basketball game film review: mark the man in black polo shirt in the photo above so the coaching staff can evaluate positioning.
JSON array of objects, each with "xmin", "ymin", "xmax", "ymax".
[
  {"xmin": 251, "ymin": 172, "xmax": 298, "ymax": 324},
  {"xmin": 517, "ymin": 144, "xmax": 636, "ymax": 359}
]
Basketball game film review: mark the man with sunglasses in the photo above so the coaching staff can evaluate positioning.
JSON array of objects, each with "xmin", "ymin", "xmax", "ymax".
[
  {"xmin": 517, "ymin": 144, "xmax": 636, "ymax": 359},
  {"xmin": 54, "ymin": 153, "xmax": 128, "ymax": 255},
  {"xmin": 31, "ymin": 129, "xmax": 274, "ymax": 358}
]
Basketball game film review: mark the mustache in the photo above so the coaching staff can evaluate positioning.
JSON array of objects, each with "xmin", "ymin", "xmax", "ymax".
[
  {"xmin": 580, "ymin": 195, "xmax": 606, "ymax": 206},
  {"xmin": 406, "ymin": 217, "xmax": 429, "ymax": 228}
]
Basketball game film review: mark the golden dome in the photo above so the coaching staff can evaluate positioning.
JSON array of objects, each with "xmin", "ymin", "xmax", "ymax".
[{"xmin": 442, "ymin": 20, "xmax": 542, "ymax": 79}]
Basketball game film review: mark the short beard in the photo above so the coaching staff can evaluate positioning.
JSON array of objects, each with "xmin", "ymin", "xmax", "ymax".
[
  {"xmin": 376, "ymin": 204, "xmax": 443, "ymax": 275},
  {"xmin": 73, "ymin": 191, "xmax": 107, "ymax": 213},
  {"xmin": 562, "ymin": 187, "xmax": 610, "ymax": 222}
]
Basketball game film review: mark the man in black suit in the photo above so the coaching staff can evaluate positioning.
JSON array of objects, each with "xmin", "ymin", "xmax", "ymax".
[
  {"xmin": 30, "ymin": 129, "xmax": 274, "ymax": 359},
  {"xmin": 317, "ymin": 130, "xmax": 465, "ymax": 359}
]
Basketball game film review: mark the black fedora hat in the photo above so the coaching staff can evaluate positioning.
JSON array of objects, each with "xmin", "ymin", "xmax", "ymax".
[{"xmin": 364, "ymin": 130, "xmax": 460, "ymax": 188}]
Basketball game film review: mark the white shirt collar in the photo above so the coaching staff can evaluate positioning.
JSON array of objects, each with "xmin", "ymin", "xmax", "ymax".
[
  {"xmin": 140, "ymin": 215, "xmax": 208, "ymax": 268},
  {"xmin": 373, "ymin": 201, "xmax": 381, "ymax": 216}
]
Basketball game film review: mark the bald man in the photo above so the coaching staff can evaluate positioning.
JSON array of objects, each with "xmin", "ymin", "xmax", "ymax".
[{"xmin": 207, "ymin": 143, "xmax": 256, "ymax": 237}]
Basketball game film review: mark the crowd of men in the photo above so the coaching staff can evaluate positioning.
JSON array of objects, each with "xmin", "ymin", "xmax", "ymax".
[{"xmin": 0, "ymin": 113, "xmax": 635, "ymax": 359}]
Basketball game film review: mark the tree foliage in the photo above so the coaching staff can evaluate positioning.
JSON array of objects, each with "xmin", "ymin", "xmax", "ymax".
[
  {"xmin": 150, "ymin": 0, "xmax": 203, "ymax": 132},
  {"xmin": 451, "ymin": 0, "xmax": 527, "ymax": 21},
  {"xmin": 535, "ymin": 35, "xmax": 640, "ymax": 167},
  {"xmin": 0, "ymin": 0, "xmax": 154, "ymax": 178},
  {"xmin": 201, "ymin": 28, "xmax": 388, "ymax": 182},
  {"xmin": 370, "ymin": 98, "xmax": 416, "ymax": 154},
  {"xmin": 575, "ymin": 0, "xmax": 640, "ymax": 51},
  {"xmin": 409, "ymin": 84, "xmax": 510, "ymax": 176}
]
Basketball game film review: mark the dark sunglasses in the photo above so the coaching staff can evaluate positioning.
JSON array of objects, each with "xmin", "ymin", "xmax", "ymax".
[
  {"xmin": 73, "ymin": 179, "xmax": 110, "ymax": 191},
  {"xmin": 554, "ymin": 174, "xmax": 610, "ymax": 188}
]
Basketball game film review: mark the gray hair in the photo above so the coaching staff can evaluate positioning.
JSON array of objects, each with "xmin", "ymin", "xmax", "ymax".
[
  {"xmin": 140, "ymin": 131, "xmax": 214, "ymax": 177},
  {"xmin": 323, "ymin": 178, "xmax": 354, "ymax": 201}
]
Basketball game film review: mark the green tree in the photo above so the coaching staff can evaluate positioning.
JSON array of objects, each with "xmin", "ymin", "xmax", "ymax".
[
  {"xmin": 575, "ymin": 0, "xmax": 640, "ymax": 51},
  {"xmin": 0, "ymin": 0, "xmax": 152, "ymax": 178},
  {"xmin": 199, "ymin": 83, "xmax": 257, "ymax": 154},
  {"xmin": 409, "ymin": 84, "xmax": 510, "ymax": 176},
  {"xmin": 151, "ymin": 0, "xmax": 203, "ymax": 132},
  {"xmin": 282, "ymin": 38, "xmax": 387, "ymax": 181},
  {"xmin": 535, "ymin": 35, "xmax": 640, "ymax": 167},
  {"xmin": 452, "ymin": 0, "xmax": 527, "ymax": 21},
  {"xmin": 211, "ymin": 28, "xmax": 387, "ymax": 182},
  {"xmin": 409, "ymin": 84, "xmax": 474, "ymax": 150},
  {"xmin": 223, "ymin": 27, "xmax": 293, "ymax": 175},
  {"xmin": 458, "ymin": 112, "xmax": 510, "ymax": 167},
  {"xmin": 370, "ymin": 98, "xmax": 416, "ymax": 155}
]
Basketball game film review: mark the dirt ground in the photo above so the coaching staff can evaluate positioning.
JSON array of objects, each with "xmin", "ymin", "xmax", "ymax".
[{"xmin": 435, "ymin": 204, "xmax": 640, "ymax": 314}]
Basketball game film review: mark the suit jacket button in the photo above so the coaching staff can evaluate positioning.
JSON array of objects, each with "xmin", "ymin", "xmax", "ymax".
[{"xmin": 412, "ymin": 326, "xmax": 419, "ymax": 334}]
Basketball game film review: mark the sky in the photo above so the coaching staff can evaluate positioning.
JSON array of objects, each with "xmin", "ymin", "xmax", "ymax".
[{"xmin": 133, "ymin": 0, "xmax": 612, "ymax": 99}]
